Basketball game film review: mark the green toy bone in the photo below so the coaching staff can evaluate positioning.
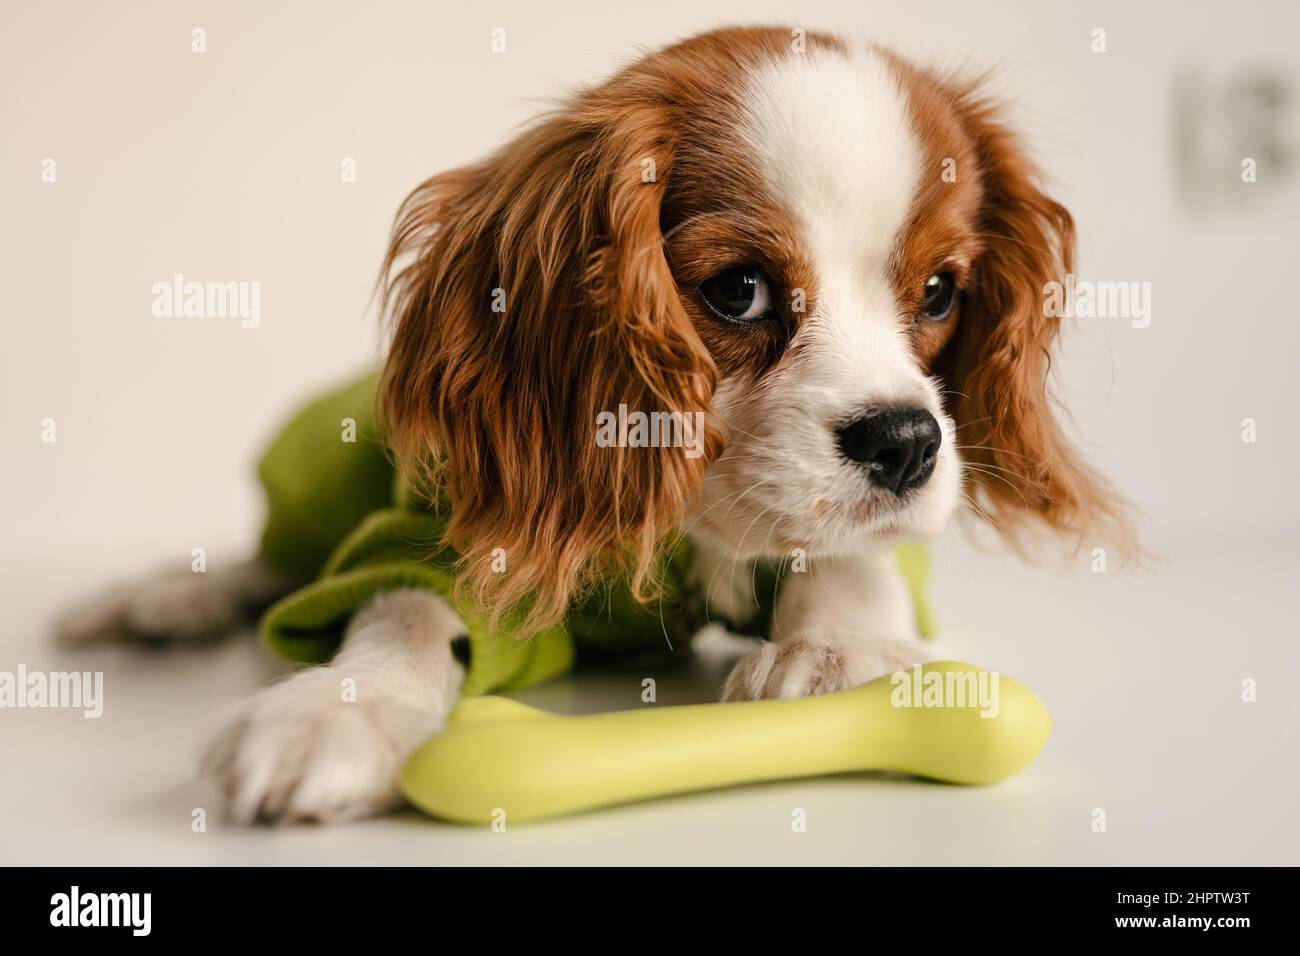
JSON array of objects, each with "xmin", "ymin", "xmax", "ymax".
[{"xmin": 400, "ymin": 661, "xmax": 1051, "ymax": 824}]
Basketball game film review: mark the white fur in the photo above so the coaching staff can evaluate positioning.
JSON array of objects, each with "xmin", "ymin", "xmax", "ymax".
[
  {"xmin": 721, "ymin": 631, "xmax": 930, "ymax": 701},
  {"xmin": 199, "ymin": 589, "xmax": 464, "ymax": 823},
  {"xmin": 718, "ymin": 550, "xmax": 931, "ymax": 701}
]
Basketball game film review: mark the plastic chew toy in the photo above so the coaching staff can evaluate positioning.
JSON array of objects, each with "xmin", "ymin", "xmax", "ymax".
[{"xmin": 400, "ymin": 661, "xmax": 1051, "ymax": 824}]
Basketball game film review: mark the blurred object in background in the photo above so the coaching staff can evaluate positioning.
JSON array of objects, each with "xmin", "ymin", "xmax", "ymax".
[{"xmin": 1174, "ymin": 64, "xmax": 1297, "ymax": 223}]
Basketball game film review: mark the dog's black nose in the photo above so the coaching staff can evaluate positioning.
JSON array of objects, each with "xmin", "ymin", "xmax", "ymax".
[{"xmin": 835, "ymin": 408, "xmax": 941, "ymax": 494}]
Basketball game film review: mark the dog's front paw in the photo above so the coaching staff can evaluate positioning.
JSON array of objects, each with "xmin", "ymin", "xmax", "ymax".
[
  {"xmin": 720, "ymin": 633, "xmax": 930, "ymax": 702},
  {"xmin": 200, "ymin": 667, "xmax": 446, "ymax": 824}
]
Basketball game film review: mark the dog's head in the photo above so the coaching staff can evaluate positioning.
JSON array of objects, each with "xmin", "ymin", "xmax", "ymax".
[{"xmin": 381, "ymin": 27, "xmax": 1129, "ymax": 633}]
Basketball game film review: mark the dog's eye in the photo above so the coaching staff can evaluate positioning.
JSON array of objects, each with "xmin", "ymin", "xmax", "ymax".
[
  {"xmin": 699, "ymin": 267, "xmax": 772, "ymax": 321},
  {"xmin": 920, "ymin": 273, "xmax": 957, "ymax": 320}
]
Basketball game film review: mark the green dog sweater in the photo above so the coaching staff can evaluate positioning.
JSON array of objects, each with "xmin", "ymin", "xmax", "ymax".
[{"xmin": 255, "ymin": 374, "xmax": 934, "ymax": 696}]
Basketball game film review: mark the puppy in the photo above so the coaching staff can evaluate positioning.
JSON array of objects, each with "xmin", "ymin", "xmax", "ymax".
[{"xmin": 59, "ymin": 26, "xmax": 1128, "ymax": 823}]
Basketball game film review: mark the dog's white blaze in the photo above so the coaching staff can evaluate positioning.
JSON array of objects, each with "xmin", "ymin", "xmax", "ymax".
[
  {"xmin": 741, "ymin": 47, "xmax": 919, "ymax": 279},
  {"xmin": 741, "ymin": 47, "xmax": 925, "ymax": 402}
]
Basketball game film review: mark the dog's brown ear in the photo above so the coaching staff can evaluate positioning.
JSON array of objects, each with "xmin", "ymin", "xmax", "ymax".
[
  {"xmin": 936, "ymin": 90, "xmax": 1134, "ymax": 556},
  {"xmin": 379, "ymin": 88, "xmax": 719, "ymax": 636}
]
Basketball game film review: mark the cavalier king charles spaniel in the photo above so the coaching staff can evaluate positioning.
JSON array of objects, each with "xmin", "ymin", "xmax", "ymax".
[{"xmin": 59, "ymin": 26, "xmax": 1129, "ymax": 822}]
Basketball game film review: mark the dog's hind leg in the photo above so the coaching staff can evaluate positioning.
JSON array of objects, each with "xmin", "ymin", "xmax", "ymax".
[{"xmin": 54, "ymin": 556, "xmax": 295, "ymax": 646}]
